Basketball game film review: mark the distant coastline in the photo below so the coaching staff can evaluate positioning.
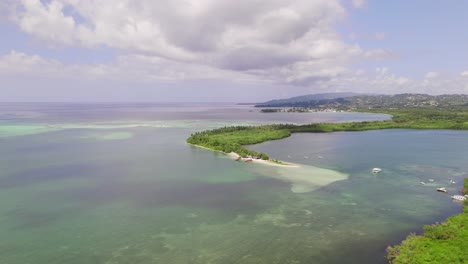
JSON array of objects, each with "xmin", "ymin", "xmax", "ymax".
[{"xmin": 187, "ymin": 107, "xmax": 468, "ymax": 168}]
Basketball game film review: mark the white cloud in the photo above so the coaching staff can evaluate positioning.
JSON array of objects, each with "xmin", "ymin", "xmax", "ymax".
[
  {"xmin": 0, "ymin": 50, "xmax": 62, "ymax": 74},
  {"xmin": 352, "ymin": 0, "xmax": 367, "ymax": 9},
  {"xmin": 11, "ymin": 0, "xmax": 348, "ymax": 63},
  {"xmin": 2, "ymin": 51, "xmax": 468, "ymax": 95},
  {"xmin": 0, "ymin": 50, "xmax": 254, "ymax": 82},
  {"xmin": 329, "ymin": 67, "xmax": 468, "ymax": 95},
  {"xmin": 6, "ymin": 0, "xmax": 464, "ymax": 97},
  {"xmin": 17, "ymin": 1, "xmax": 77, "ymax": 44},
  {"xmin": 6, "ymin": 0, "xmax": 385, "ymax": 85},
  {"xmin": 425, "ymin": 71, "xmax": 440, "ymax": 78}
]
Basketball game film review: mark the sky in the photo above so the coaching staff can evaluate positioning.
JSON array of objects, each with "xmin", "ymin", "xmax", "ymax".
[{"xmin": 1, "ymin": 0, "xmax": 468, "ymax": 102}]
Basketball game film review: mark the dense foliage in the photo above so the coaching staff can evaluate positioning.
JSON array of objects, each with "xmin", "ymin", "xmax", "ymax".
[
  {"xmin": 366, "ymin": 107, "xmax": 468, "ymax": 128},
  {"xmin": 386, "ymin": 179, "xmax": 468, "ymax": 263},
  {"xmin": 187, "ymin": 107, "xmax": 468, "ymax": 161},
  {"xmin": 260, "ymin": 108, "xmax": 282, "ymax": 113},
  {"xmin": 187, "ymin": 125, "xmax": 291, "ymax": 159}
]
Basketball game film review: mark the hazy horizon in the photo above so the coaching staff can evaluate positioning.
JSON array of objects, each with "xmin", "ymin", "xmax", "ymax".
[{"xmin": 0, "ymin": 91, "xmax": 466, "ymax": 104}]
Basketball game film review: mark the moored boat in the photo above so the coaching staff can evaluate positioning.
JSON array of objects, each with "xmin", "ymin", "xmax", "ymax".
[
  {"xmin": 436, "ymin": 187, "xmax": 448, "ymax": 193},
  {"xmin": 451, "ymin": 195, "xmax": 467, "ymax": 201}
]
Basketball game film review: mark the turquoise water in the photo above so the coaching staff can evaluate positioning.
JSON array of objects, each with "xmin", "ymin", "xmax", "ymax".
[{"xmin": 0, "ymin": 103, "xmax": 465, "ymax": 263}]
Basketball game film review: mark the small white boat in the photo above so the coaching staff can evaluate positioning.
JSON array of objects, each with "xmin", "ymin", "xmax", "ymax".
[
  {"xmin": 449, "ymin": 180, "xmax": 456, "ymax": 184},
  {"xmin": 428, "ymin": 179, "xmax": 435, "ymax": 182},
  {"xmin": 436, "ymin": 187, "xmax": 448, "ymax": 193},
  {"xmin": 451, "ymin": 195, "xmax": 467, "ymax": 201},
  {"xmin": 419, "ymin": 181, "xmax": 426, "ymax": 185},
  {"xmin": 372, "ymin": 168, "xmax": 382, "ymax": 173}
]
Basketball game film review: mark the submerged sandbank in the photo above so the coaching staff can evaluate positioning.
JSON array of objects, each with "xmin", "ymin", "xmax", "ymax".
[
  {"xmin": 0, "ymin": 121, "xmax": 188, "ymax": 138},
  {"xmin": 193, "ymin": 145, "xmax": 349, "ymax": 193},
  {"xmin": 249, "ymin": 163, "xmax": 349, "ymax": 193}
]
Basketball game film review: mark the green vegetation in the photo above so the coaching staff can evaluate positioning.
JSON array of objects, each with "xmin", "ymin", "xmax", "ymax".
[
  {"xmin": 462, "ymin": 178, "xmax": 468, "ymax": 195},
  {"xmin": 187, "ymin": 125, "xmax": 291, "ymax": 159},
  {"xmin": 295, "ymin": 107, "xmax": 468, "ymax": 131},
  {"xmin": 256, "ymin": 92, "xmax": 361, "ymax": 107},
  {"xmin": 187, "ymin": 107, "xmax": 468, "ymax": 161},
  {"xmin": 386, "ymin": 178, "xmax": 468, "ymax": 264},
  {"xmin": 256, "ymin": 93, "xmax": 468, "ymax": 110},
  {"xmin": 260, "ymin": 108, "xmax": 282, "ymax": 113}
]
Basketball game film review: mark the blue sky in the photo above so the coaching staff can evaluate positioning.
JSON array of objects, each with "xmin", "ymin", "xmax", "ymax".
[
  {"xmin": 341, "ymin": 1, "xmax": 468, "ymax": 76},
  {"xmin": 1, "ymin": 0, "xmax": 467, "ymax": 102}
]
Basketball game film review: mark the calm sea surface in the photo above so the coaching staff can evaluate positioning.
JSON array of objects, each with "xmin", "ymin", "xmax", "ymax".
[{"xmin": 0, "ymin": 103, "xmax": 466, "ymax": 264}]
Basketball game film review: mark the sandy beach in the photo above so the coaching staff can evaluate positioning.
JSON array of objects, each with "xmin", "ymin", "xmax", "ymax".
[
  {"xmin": 190, "ymin": 143, "xmax": 348, "ymax": 193},
  {"xmin": 227, "ymin": 151, "xmax": 300, "ymax": 168},
  {"xmin": 189, "ymin": 143, "xmax": 299, "ymax": 167}
]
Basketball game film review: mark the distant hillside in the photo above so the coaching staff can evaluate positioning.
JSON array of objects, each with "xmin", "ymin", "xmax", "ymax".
[
  {"xmin": 256, "ymin": 92, "xmax": 363, "ymax": 107},
  {"xmin": 256, "ymin": 93, "xmax": 468, "ymax": 110}
]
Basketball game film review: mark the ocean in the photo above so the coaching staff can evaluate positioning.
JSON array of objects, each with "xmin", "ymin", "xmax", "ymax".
[{"xmin": 0, "ymin": 103, "xmax": 466, "ymax": 263}]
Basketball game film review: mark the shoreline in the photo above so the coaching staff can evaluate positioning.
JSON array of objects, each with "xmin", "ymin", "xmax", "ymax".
[
  {"xmin": 188, "ymin": 143, "xmax": 299, "ymax": 168},
  {"xmin": 387, "ymin": 178, "xmax": 468, "ymax": 263},
  {"xmin": 189, "ymin": 142, "xmax": 348, "ymax": 194},
  {"xmin": 226, "ymin": 151, "xmax": 300, "ymax": 168}
]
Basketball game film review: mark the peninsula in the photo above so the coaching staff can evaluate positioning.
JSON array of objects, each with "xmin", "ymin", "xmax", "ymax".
[
  {"xmin": 187, "ymin": 94, "xmax": 468, "ymax": 165},
  {"xmin": 187, "ymin": 93, "xmax": 468, "ymax": 262}
]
